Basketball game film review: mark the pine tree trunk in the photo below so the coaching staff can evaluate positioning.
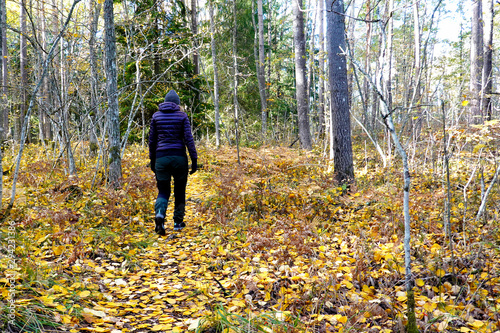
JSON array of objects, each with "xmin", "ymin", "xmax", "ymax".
[
  {"xmin": 326, "ymin": 0, "xmax": 354, "ymax": 184},
  {"xmin": 257, "ymin": 0, "xmax": 267, "ymax": 135},
  {"xmin": 293, "ymin": 0, "xmax": 312, "ymax": 150},
  {"xmin": 232, "ymin": 0, "xmax": 240, "ymax": 163},
  {"xmin": 481, "ymin": 0, "xmax": 493, "ymax": 121},
  {"xmin": 104, "ymin": 0, "xmax": 122, "ymax": 188}
]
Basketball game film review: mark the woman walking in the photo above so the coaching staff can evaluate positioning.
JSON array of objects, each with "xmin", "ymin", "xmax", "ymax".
[{"xmin": 149, "ymin": 90, "xmax": 198, "ymax": 235}]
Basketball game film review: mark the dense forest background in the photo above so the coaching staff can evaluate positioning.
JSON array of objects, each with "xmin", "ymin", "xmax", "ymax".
[
  {"xmin": 0, "ymin": 0, "xmax": 500, "ymax": 332},
  {"xmin": 0, "ymin": 0, "xmax": 497, "ymax": 155}
]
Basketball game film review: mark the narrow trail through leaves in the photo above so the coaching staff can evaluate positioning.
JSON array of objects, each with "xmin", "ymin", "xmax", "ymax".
[{"xmin": 1, "ymin": 143, "xmax": 499, "ymax": 333}]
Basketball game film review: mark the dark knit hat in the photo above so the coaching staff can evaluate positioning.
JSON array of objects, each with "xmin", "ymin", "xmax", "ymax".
[{"xmin": 164, "ymin": 90, "xmax": 180, "ymax": 105}]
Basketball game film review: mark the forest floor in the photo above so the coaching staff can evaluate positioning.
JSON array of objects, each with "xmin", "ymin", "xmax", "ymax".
[{"xmin": 0, "ymin": 137, "xmax": 499, "ymax": 333}]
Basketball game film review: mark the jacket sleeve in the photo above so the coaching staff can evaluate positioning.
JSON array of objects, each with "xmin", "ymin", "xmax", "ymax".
[
  {"xmin": 148, "ymin": 116, "xmax": 157, "ymax": 163},
  {"xmin": 183, "ymin": 115, "xmax": 198, "ymax": 161}
]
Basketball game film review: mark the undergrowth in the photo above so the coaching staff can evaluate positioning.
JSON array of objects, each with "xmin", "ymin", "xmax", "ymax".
[{"xmin": 0, "ymin": 122, "xmax": 499, "ymax": 332}]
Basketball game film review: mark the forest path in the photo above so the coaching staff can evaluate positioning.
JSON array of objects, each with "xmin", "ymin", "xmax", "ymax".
[
  {"xmin": 4, "ymin": 145, "xmax": 499, "ymax": 333},
  {"xmin": 79, "ymin": 179, "xmax": 234, "ymax": 333}
]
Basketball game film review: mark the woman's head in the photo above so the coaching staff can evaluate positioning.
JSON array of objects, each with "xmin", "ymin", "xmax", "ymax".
[{"xmin": 164, "ymin": 90, "xmax": 180, "ymax": 105}]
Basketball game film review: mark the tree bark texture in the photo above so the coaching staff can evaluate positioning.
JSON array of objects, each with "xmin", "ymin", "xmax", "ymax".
[
  {"xmin": 257, "ymin": 0, "xmax": 267, "ymax": 134},
  {"xmin": 191, "ymin": 0, "xmax": 200, "ymax": 114},
  {"xmin": 104, "ymin": 0, "xmax": 122, "ymax": 188},
  {"xmin": 411, "ymin": 0, "xmax": 421, "ymax": 106},
  {"xmin": 326, "ymin": 0, "xmax": 354, "ymax": 184},
  {"xmin": 318, "ymin": 0, "xmax": 325, "ymax": 139},
  {"xmin": 89, "ymin": 0, "xmax": 102, "ymax": 153},
  {"xmin": 481, "ymin": 0, "xmax": 493, "ymax": 121},
  {"xmin": 209, "ymin": 0, "xmax": 221, "ymax": 147},
  {"xmin": 232, "ymin": 0, "xmax": 240, "ymax": 163},
  {"xmin": 293, "ymin": 0, "xmax": 312, "ymax": 150},
  {"xmin": 19, "ymin": 0, "xmax": 28, "ymax": 143},
  {"xmin": 470, "ymin": 0, "xmax": 483, "ymax": 124}
]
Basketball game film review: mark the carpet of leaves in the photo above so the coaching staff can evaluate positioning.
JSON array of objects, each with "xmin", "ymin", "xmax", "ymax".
[{"xmin": 0, "ymin": 136, "xmax": 499, "ymax": 332}]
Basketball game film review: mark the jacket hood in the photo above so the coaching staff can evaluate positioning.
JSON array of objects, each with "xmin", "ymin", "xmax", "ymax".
[{"xmin": 158, "ymin": 102, "xmax": 181, "ymax": 113}]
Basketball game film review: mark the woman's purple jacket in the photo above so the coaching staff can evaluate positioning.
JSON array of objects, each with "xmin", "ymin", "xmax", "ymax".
[{"xmin": 148, "ymin": 102, "xmax": 198, "ymax": 164}]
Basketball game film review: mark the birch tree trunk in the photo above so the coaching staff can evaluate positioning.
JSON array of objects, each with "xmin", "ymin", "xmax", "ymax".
[
  {"xmin": 293, "ymin": 0, "xmax": 312, "ymax": 150},
  {"xmin": 104, "ymin": 0, "xmax": 122, "ymax": 188},
  {"xmin": 257, "ymin": 0, "xmax": 267, "ymax": 135},
  {"xmin": 481, "ymin": 0, "xmax": 493, "ymax": 121},
  {"xmin": 470, "ymin": 0, "xmax": 483, "ymax": 124},
  {"xmin": 326, "ymin": 0, "xmax": 354, "ymax": 184},
  {"xmin": 209, "ymin": 0, "xmax": 221, "ymax": 147}
]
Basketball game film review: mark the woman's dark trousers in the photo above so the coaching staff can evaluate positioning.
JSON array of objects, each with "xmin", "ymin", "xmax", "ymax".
[{"xmin": 154, "ymin": 156, "xmax": 188, "ymax": 224}]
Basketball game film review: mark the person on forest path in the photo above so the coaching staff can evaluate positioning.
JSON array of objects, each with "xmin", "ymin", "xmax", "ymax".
[{"xmin": 149, "ymin": 90, "xmax": 198, "ymax": 235}]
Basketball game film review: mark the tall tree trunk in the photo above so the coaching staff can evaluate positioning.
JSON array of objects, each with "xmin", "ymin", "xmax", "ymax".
[
  {"xmin": 38, "ymin": 0, "xmax": 50, "ymax": 142},
  {"xmin": 19, "ymin": 0, "xmax": 28, "ymax": 143},
  {"xmin": 470, "ymin": 0, "xmax": 483, "ymax": 124},
  {"xmin": 104, "ymin": 0, "xmax": 122, "ymax": 188},
  {"xmin": 307, "ymin": 1, "xmax": 316, "ymax": 136},
  {"xmin": 362, "ymin": 0, "xmax": 372, "ymax": 128},
  {"xmin": 318, "ymin": 0, "xmax": 325, "ymax": 139},
  {"xmin": 257, "ymin": 0, "xmax": 267, "ymax": 135},
  {"xmin": 410, "ymin": 0, "xmax": 422, "ymax": 141},
  {"xmin": 191, "ymin": 0, "xmax": 200, "ymax": 115},
  {"xmin": 411, "ymin": 1, "xmax": 421, "ymax": 106},
  {"xmin": 267, "ymin": 0, "xmax": 272, "ymax": 105},
  {"xmin": 232, "ymin": 0, "xmax": 240, "ymax": 163},
  {"xmin": 89, "ymin": 0, "xmax": 101, "ymax": 155},
  {"xmin": 327, "ymin": 0, "xmax": 354, "ymax": 184},
  {"xmin": 293, "ymin": 0, "xmax": 312, "ymax": 150},
  {"xmin": 346, "ymin": 0, "xmax": 355, "ymax": 107},
  {"xmin": 209, "ymin": 0, "xmax": 221, "ymax": 147},
  {"xmin": 481, "ymin": 0, "xmax": 493, "ymax": 121}
]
